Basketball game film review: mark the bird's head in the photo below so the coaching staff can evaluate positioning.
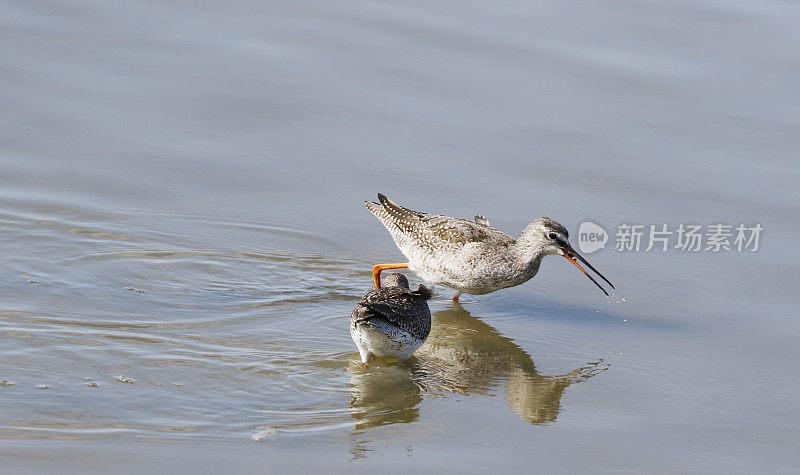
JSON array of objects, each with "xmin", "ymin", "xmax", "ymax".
[
  {"xmin": 522, "ymin": 218, "xmax": 615, "ymax": 296},
  {"xmin": 383, "ymin": 273, "xmax": 410, "ymax": 289}
]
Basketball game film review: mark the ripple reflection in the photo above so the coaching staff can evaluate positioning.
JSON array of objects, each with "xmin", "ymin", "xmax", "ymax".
[{"xmin": 348, "ymin": 302, "xmax": 608, "ymax": 435}]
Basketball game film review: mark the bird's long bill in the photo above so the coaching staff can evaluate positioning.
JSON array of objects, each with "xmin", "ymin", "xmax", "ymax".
[{"xmin": 560, "ymin": 246, "xmax": 615, "ymax": 296}]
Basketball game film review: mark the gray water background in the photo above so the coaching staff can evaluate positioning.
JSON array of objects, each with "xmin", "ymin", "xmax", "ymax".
[{"xmin": 2, "ymin": 0, "xmax": 800, "ymax": 472}]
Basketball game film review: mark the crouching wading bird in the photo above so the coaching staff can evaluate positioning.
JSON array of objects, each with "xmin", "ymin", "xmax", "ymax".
[
  {"xmin": 351, "ymin": 273, "xmax": 433, "ymax": 363},
  {"xmin": 365, "ymin": 194, "xmax": 614, "ymax": 301}
]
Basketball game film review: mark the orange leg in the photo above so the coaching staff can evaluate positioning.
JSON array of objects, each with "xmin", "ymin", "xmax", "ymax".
[
  {"xmin": 452, "ymin": 291, "xmax": 461, "ymax": 302},
  {"xmin": 372, "ymin": 263, "xmax": 409, "ymax": 288}
]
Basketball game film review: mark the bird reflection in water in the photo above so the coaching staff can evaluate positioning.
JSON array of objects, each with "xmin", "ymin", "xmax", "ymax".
[{"xmin": 348, "ymin": 302, "xmax": 608, "ymax": 433}]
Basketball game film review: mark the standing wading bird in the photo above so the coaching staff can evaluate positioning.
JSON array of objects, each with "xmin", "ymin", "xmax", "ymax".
[
  {"xmin": 365, "ymin": 194, "xmax": 614, "ymax": 301},
  {"xmin": 351, "ymin": 273, "xmax": 433, "ymax": 363}
]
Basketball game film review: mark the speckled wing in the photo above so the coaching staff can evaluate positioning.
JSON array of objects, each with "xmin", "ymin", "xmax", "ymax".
[
  {"xmin": 352, "ymin": 286, "xmax": 432, "ymax": 340},
  {"xmin": 365, "ymin": 193, "xmax": 510, "ymax": 252}
]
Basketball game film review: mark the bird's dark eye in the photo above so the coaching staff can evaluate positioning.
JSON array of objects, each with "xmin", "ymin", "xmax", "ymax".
[{"xmin": 548, "ymin": 232, "xmax": 558, "ymax": 240}]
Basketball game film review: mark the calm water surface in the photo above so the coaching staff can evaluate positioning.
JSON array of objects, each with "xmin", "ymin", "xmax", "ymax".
[{"xmin": 2, "ymin": 0, "xmax": 800, "ymax": 472}]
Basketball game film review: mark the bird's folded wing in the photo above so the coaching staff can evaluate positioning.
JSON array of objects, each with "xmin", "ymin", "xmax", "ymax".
[
  {"xmin": 376, "ymin": 194, "xmax": 499, "ymax": 250},
  {"xmin": 359, "ymin": 300, "xmax": 429, "ymax": 337},
  {"xmin": 360, "ymin": 300, "xmax": 418, "ymax": 323}
]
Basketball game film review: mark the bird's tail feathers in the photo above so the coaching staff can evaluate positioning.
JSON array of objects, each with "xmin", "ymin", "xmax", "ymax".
[{"xmin": 414, "ymin": 284, "xmax": 433, "ymax": 300}]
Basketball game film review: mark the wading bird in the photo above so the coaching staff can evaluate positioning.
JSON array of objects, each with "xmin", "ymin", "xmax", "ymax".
[
  {"xmin": 351, "ymin": 273, "xmax": 433, "ymax": 363},
  {"xmin": 365, "ymin": 194, "xmax": 613, "ymax": 301}
]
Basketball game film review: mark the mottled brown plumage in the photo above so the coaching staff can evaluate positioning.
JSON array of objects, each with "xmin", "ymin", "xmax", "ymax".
[
  {"xmin": 351, "ymin": 273, "xmax": 433, "ymax": 363},
  {"xmin": 366, "ymin": 193, "xmax": 501, "ymax": 251}
]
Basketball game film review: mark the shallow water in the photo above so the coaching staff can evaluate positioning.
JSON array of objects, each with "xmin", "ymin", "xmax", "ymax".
[{"xmin": 2, "ymin": 0, "xmax": 800, "ymax": 472}]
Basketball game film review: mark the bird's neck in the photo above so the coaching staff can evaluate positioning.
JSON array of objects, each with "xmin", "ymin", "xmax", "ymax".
[{"xmin": 510, "ymin": 246, "xmax": 545, "ymax": 279}]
